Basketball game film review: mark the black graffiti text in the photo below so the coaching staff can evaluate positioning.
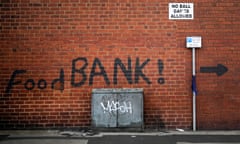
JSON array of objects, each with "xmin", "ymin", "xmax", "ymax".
[
  {"xmin": 5, "ymin": 69, "xmax": 64, "ymax": 94},
  {"xmin": 5, "ymin": 57, "xmax": 164, "ymax": 94}
]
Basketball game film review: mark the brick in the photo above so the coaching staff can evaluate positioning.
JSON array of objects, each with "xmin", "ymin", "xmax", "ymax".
[{"xmin": 0, "ymin": 0, "xmax": 239, "ymax": 130}]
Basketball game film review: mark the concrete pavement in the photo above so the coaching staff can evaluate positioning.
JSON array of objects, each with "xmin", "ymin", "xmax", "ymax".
[
  {"xmin": 1, "ymin": 129, "xmax": 240, "ymax": 137},
  {"xmin": 1, "ymin": 130, "xmax": 240, "ymax": 144},
  {"xmin": 0, "ymin": 139, "xmax": 88, "ymax": 144}
]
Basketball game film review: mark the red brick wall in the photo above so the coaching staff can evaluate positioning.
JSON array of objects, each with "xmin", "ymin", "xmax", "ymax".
[
  {"xmin": 195, "ymin": 1, "xmax": 240, "ymax": 130},
  {"xmin": 0, "ymin": 0, "xmax": 239, "ymax": 130}
]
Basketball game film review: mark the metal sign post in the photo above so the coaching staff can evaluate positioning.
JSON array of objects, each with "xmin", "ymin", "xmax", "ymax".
[
  {"xmin": 192, "ymin": 47, "xmax": 196, "ymax": 131},
  {"xmin": 186, "ymin": 36, "xmax": 202, "ymax": 131}
]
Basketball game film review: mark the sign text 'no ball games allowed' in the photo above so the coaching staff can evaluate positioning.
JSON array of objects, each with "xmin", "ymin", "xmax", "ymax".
[{"xmin": 169, "ymin": 3, "xmax": 194, "ymax": 20}]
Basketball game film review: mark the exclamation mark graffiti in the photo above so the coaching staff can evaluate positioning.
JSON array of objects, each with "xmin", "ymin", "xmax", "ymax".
[{"xmin": 158, "ymin": 59, "xmax": 165, "ymax": 84}]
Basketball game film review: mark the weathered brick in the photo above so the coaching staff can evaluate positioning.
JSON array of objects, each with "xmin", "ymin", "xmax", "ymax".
[{"xmin": 0, "ymin": 0, "xmax": 239, "ymax": 130}]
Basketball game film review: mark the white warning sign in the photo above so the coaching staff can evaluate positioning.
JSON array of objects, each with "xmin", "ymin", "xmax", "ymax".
[{"xmin": 169, "ymin": 3, "xmax": 194, "ymax": 20}]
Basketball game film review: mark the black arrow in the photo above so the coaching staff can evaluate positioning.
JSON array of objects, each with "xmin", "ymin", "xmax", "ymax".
[{"xmin": 200, "ymin": 64, "xmax": 228, "ymax": 76}]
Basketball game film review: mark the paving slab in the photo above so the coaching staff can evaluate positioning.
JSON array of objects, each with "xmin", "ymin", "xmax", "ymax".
[{"xmin": 0, "ymin": 139, "xmax": 88, "ymax": 144}]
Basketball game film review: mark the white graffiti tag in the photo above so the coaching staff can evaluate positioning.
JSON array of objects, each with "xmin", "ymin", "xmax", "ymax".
[{"xmin": 100, "ymin": 101, "xmax": 132, "ymax": 114}]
